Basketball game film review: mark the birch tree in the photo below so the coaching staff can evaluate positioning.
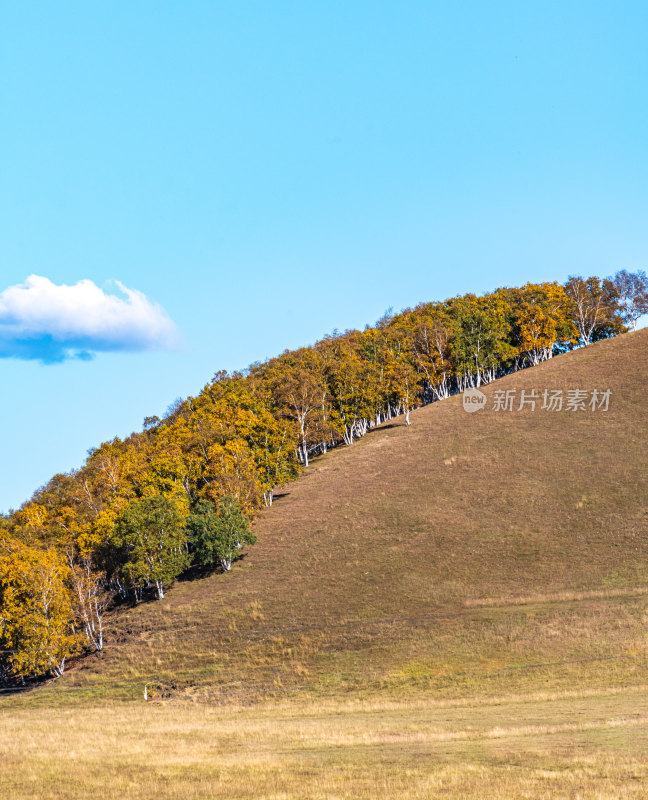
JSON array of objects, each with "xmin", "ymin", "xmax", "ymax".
[
  {"xmin": 612, "ymin": 269, "xmax": 648, "ymax": 331},
  {"xmin": 448, "ymin": 295, "xmax": 515, "ymax": 388},
  {"xmin": 69, "ymin": 558, "xmax": 110, "ymax": 651},
  {"xmin": 564, "ymin": 275, "xmax": 624, "ymax": 345},
  {"xmin": 408, "ymin": 305, "xmax": 454, "ymax": 401},
  {"xmin": 0, "ymin": 542, "xmax": 80, "ymax": 679},
  {"xmin": 113, "ymin": 496, "xmax": 189, "ymax": 601},
  {"xmin": 255, "ymin": 349, "xmax": 330, "ymax": 467}
]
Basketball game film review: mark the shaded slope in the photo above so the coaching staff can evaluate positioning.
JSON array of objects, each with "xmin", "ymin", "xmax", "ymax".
[{"xmin": 62, "ymin": 330, "xmax": 648, "ymax": 700}]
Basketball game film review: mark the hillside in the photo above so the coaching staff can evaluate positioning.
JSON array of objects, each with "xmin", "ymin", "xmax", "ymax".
[{"xmin": 52, "ymin": 328, "xmax": 648, "ymax": 702}]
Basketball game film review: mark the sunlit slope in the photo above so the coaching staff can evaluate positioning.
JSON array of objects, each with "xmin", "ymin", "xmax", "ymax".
[{"xmin": 63, "ymin": 329, "xmax": 648, "ymax": 701}]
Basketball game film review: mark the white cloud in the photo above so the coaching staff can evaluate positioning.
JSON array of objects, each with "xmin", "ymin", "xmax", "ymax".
[{"xmin": 0, "ymin": 275, "xmax": 180, "ymax": 362}]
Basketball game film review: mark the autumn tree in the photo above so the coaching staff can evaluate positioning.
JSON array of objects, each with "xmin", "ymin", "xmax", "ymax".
[
  {"xmin": 253, "ymin": 348, "xmax": 331, "ymax": 467},
  {"xmin": 0, "ymin": 541, "xmax": 80, "ymax": 679},
  {"xmin": 320, "ymin": 332, "xmax": 379, "ymax": 444},
  {"xmin": 407, "ymin": 304, "xmax": 455, "ymax": 401},
  {"xmin": 69, "ymin": 558, "xmax": 110, "ymax": 651},
  {"xmin": 611, "ymin": 269, "xmax": 648, "ymax": 331},
  {"xmin": 181, "ymin": 372, "xmax": 299, "ymax": 507},
  {"xmin": 512, "ymin": 282, "xmax": 578, "ymax": 365},
  {"xmin": 372, "ymin": 320, "xmax": 420, "ymax": 425},
  {"xmin": 564, "ymin": 275, "xmax": 625, "ymax": 345}
]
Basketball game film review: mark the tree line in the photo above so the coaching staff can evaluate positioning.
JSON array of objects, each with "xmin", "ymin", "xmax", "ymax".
[{"xmin": 1, "ymin": 271, "xmax": 646, "ymax": 684}]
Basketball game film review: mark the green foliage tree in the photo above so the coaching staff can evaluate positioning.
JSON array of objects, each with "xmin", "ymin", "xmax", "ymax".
[
  {"xmin": 113, "ymin": 496, "xmax": 189, "ymax": 600},
  {"xmin": 448, "ymin": 295, "xmax": 515, "ymax": 388},
  {"xmin": 187, "ymin": 495, "xmax": 256, "ymax": 572}
]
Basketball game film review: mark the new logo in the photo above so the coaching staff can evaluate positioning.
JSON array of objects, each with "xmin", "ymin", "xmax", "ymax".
[{"xmin": 462, "ymin": 388, "xmax": 486, "ymax": 413}]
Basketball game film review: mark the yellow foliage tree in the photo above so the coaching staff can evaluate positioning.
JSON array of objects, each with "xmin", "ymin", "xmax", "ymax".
[{"xmin": 0, "ymin": 541, "xmax": 81, "ymax": 679}]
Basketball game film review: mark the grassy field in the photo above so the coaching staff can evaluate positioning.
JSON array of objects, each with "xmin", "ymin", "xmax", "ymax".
[
  {"xmin": 2, "ymin": 687, "xmax": 648, "ymax": 799},
  {"xmin": 1, "ymin": 329, "xmax": 647, "ymax": 797}
]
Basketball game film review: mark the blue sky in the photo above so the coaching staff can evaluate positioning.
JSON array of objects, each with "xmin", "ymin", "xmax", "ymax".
[{"xmin": 1, "ymin": 1, "xmax": 647, "ymax": 511}]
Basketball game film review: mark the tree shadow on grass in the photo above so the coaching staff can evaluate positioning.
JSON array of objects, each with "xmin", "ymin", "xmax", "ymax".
[
  {"xmin": 367, "ymin": 422, "xmax": 401, "ymax": 433},
  {"xmin": 271, "ymin": 491, "xmax": 290, "ymax": 501},
  {"xmin": 177, "ymin": 553, "xmax": 250, "ymax": 583}
]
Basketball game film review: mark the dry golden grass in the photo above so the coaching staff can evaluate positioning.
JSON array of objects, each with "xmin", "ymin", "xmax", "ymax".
[{"xmin": 2, "ymin": 686, "xmax": 648, "ymax": 799}]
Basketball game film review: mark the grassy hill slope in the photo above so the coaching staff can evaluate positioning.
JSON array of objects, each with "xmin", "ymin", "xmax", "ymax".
[{"xmin": 57, "ymin": 328, "xmax": 648, "ymax": 702}]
